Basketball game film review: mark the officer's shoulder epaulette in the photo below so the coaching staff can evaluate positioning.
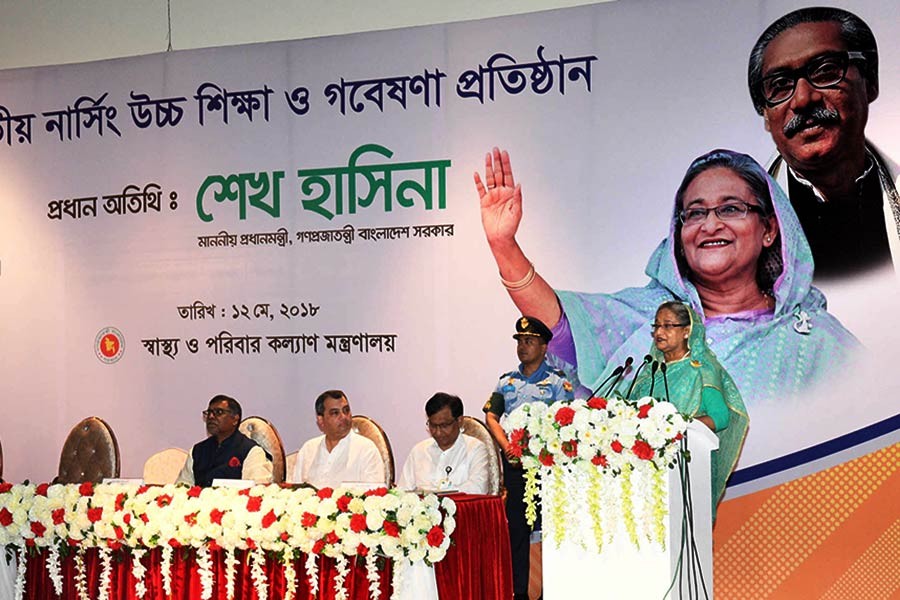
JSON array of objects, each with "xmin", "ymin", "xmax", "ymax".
[
  {"xmin": 499, "ymin": 370, "xmax": 518, "ymax": 379},
  {"xmin": 550, "ymin": 367, "xmax": 569, "ymax": 378}
]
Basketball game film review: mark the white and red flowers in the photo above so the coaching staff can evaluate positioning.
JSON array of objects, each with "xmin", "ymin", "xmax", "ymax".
[
  {"xmin": 0, "ymin": 482, "xmax": 456, "ymax": 600},
  {"xmin": 503, "ymin": 396, "xmax": 686, "ymax": 474},
  {"xmin": 502, "ymin": 396, "xmax": 687, "ymax": 551}
]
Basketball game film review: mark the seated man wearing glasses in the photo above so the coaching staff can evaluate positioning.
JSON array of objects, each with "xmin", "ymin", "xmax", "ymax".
[
  {"xmin": 176, "ymin": 394, "xmax": 273, "ymax": 487},
  {"xmin": 398, "ymin": 393, "xmax": 490, "ymax": 494},
  {"xmin": 748, "ymin": 7, "xmax": 898, "ymax": 279}
]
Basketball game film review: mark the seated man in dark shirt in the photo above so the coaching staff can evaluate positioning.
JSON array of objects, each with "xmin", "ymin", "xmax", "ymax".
[{"xmin": 176, "ymin": 394, "xmax": 273, "ymax": 487}]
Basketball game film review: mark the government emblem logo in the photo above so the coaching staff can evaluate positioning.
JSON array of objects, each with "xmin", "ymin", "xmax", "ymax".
[{"xmin": 95, "ymin": 327, "xmax": 125, "ymax": 364}]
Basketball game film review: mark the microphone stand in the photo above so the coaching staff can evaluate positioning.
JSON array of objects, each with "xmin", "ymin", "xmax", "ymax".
[{"xmin": 624, "ymin": 355, "xmax": 653, "ymax": 398}]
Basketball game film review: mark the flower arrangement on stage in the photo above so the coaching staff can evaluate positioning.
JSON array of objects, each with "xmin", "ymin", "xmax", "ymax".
[
  {"xmin": 0, "ymin": 481, "xmax": 456, "ymax": 600},
  {"xmin": 502, "ymin": 396, "xmax": 686, "ymax": 551}
]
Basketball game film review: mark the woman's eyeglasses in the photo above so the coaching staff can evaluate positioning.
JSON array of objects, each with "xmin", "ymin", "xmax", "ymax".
[
  {"xmin": 651, "ymin": 323, "xmax": 688, "ymax": 331},
  {"xmin": 679, "ymin": 201, "xmax": 765, "ymax": 226}
]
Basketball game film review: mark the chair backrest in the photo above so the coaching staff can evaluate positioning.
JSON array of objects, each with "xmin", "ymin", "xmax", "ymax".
[
  {"xmin": 351, "ymin": 415, "xmax": 395, "ymax": 487},
  {"xmin": 239, "ymin": 416, "xmax": 286, "ymax": 483},
  {"xmin": 461, "ymin": 415, "xmax": 503, "ymax": 495},
  {"xmin": 57, "ymin": 417, "xmax": 120, "ymax": 484},
  {"xmin": 142, "ymin": 448, "xmax": 188, "ymax": 485},
  {"xmin": 285, "ymin": 450, "xmax": 298, "ymax": 482}
]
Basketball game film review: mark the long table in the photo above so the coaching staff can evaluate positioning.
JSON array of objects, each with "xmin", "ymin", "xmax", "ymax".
[{"xmin": 16, "ymin": 493, "xmax": 512, "ymax": 600}]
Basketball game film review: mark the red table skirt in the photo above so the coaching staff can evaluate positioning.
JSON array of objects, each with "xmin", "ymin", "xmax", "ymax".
[
  {"xmin": 434, "ymin": 494, "xmax": 512, "ymax": 599},
  {"xmin": 25, "ymin": 549, "xmax": 390, "ymax": 600},
  {"xmin": 22, "ymin": 494, "xmax": 512, "ymax": 600}
]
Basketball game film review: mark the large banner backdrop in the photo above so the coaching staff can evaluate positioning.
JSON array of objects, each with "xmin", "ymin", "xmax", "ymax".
[{"xmin": 2, "ymin": 0, "xmax": 899, "ymax": 595}]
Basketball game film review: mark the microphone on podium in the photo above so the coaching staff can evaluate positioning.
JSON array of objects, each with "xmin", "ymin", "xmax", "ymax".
[
  {"xmin": 590, "ymin": 356, "xmax": 633, "ymax": 398},
  {"xmin": 647, "ymin": 359, "xmax": 661, "ymax": 396},
  {"xmin": 625, "ymin": 354, "xmax": 653, "ymax": 398},
  {"xmin": 660, "ymin": 362, "xmax": 670, "ymax": 403}
]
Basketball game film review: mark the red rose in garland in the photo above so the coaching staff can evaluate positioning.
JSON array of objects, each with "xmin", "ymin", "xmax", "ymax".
[
  {"xmin": 261, "ymin": 510, "xmax": 277, "ymax": 528},
  {"xmin": 382, "ymin": 520, "xmax": 400, "ymax": 537},
  {"xmin": 350, "ymin": 513, "xmax": 368, "ymax": 533},
  {"xmin": 246, "ymin": 495, "xmax": 263, "ymax": 512},
  {"xmin": 587, "ymin": 397, "xmax": 608, "ymax": 410},
  {"xmin": 554, "ymin": 406, "xmax": 576, "ymax": 426},
  {"xmin": 591, "ymin": 454, "xmax": 608, "ymax": 467},
  {"xmin": 538, "ymin": 448, "xmax": 555, "ymax": 467},
  {"xmin": 631, "ymin": 440, "xmax": 654, "ymax": 460},
  {"xmin": 0, "ymin": 509, "xmax": 14, "ymax": 527},
  {"xmin": 426, "ymin": 525, "xmax": 445, "ymax": 547}
]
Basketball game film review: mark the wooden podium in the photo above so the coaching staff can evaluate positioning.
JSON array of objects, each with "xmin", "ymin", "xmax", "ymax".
[{"xmin": 542, "ymin": 422, "xmax": 718, "ymax": 599}]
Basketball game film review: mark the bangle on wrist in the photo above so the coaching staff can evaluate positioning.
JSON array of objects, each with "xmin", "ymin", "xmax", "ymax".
[{"xmin": 500, "ymin": 262, "xmax": 536, "ymax": 291}]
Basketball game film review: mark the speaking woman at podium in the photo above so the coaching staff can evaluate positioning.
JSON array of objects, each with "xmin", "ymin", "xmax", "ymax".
[{"xmin": 627, "ymin": 301, "xmax": 748, "ymax": 512}]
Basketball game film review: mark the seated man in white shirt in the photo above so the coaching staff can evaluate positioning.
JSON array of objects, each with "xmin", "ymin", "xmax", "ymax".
[
  {"xmin": 398, "ymin": 392, "xmax": 490, "ymax": 494},
  {"xmin": 291, "ymin": 389, "xmax": 385, "ymax": 488},
  {"xmin": 176, "ymin": 395, "xmax": 273, "ymax": 487}
]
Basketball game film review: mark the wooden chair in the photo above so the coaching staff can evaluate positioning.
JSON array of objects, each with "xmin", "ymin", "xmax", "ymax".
[
  {"xmin": 142, "ymin": 448, "xmax": 188, "ymax": 485},
  {"xmin": 56, "ymin": 417, "xmax": 120, "ymax": 484},
  {"xmin": 239, "ymin": 416, "xmax": 286, "ymax": 483},
  {"xmin": 285, "ymin": 450, "xmax": 299, "ymax": 482},
  {"xmin": 460, "ymin": 415, "xmax": 503, "ymax": 495},
  {"xmin": 351, "ymin": 415, "xmax": 395, "ymax": 487}
]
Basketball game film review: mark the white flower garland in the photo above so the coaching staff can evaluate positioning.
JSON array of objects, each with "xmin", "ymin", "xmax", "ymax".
[
  {"xmin": 365, "ymin": 553, "xmax": 380, "ymax": 600},
  {"xmin": 333, "ymin": 554, "xmax": 349, "ymax": 600},
  {"xmin": 541, "ymin": 461, "xmax": 676, "ymax": 552},
  {"xmin": 197, "ymin": 545, "xmax": 214, "ymax": 600},
  {"xmin": 97, "ymin": 547, "xmax": 113, "ymax": 600},
  {"xmin": 304, "ymin": 552, "xmax": 319, "ymax": 598},
  {"xmin": 14, "ymin": 546, "xmax": 27, "ymax": 600},
  {"xmin": 74, "ymin": 548, "xmax": 89, "ymax": 600},
  {"xmin": 250, "ymin": 548, "xmax": 268, "ymax": 600},
  {"xmin": 47, "ymin": 544, "xmax": 63, "ymax": 596},
  {"xmin": 160, "ymin": 545, "xmax": 173, "ymax": 596},
  {"xmin": 282, "ymin": 552, "xmax": 297, "ymax": 600},
  {"xmin": 0, "ymin": 483, "xmax": 456, "ymax": 598},
  {"xmin": 224, "ymin": 548, "xmax": 238, "ymax": 600},
  {"xmin": 390, "ymin": 559, "xmax": 405, "ymax": 600},
  {"xmin": 131, "ymin": 549, "xmax": 148, "ymax": 599}
]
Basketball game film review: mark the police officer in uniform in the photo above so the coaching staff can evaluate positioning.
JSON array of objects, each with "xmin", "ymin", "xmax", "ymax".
[{"xmin": 484, "ymin": 316, "xmax": 574, "ymax": 600}]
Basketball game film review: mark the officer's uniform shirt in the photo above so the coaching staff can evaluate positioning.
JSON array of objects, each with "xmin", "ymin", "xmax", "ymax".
[{"xmin": 487, "ymin": 359, "xmax": 574, "ymax": 417}]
